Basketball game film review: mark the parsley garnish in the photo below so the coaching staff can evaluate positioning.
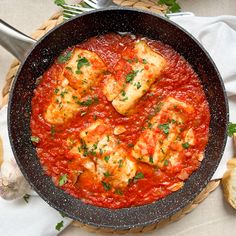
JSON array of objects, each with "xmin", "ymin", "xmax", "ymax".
[
  {"xmin": 104, "ymin": 172, "xmax": 111, "ymax": 177},
  {"xmin": 51, "ymin": 125, "xmax": 56, "ymax": 137},
  {"xmin": 164, "ymin": 159, "xmax": 169, "ymax": 166},
  {"xmin": 23, "ymin": 194, "xmax": 30, "ymax": 203},
  {"xmin": 31, "ymin": 136, "xmax": 40, "ymax": 143},
  {"xmin": 149, "ymin": 156, "xmax": 154, "ymax": 163},
  {"xmin": 59, "ymin": 174, "xmax": 68, "ymax": 186},
  {"xmin": 59, "ymin": 212, "xmax": 66, "ymax": 218},
  {"xmin": 182, "ymin": 142, "xmax": 190, "ymax": 149},
  {"xmin": 121, "ymin": 90, "xmax": 126, "ymax": 96},
  {"xmin": 102, "ymin": 181, "xmax": 111, "ymax": 191},
  {"xmin": 55, "ymin": 220, "xmax": 64, "ymax": 231},
  {"xmin": 228, "ymin": 122, "xmax": 236, "ymax": 137},
  {"xmin": 134, "ymin": 172, "xmax": 144, "ymax": 180},
  {"xmin": 159, "ymin": 0, "xmax": 181, "ymax": 13},
  {"xmin": 158, "ymin": 123, "xmax": 170, "ymax": 134},
  {"xmin": 128, "ymin": 143, "xmax": 134, "ymax": 147},
  {"xmin": 76, "ymin": 56, "xmax": 90, "ymax": 74},
  {"xmin": 54, "ymin": 88, "xmax": 59, "ymax": 94},
  {"xmin": 115, "ymin": 189, "xmax": 123, "ymax": 195},
  {"xmin": 104, "ymin": 155, "xmax": 110, "ymax": 163},
  {"xmin": 136, "ymin": 82, "xmax": 141, "ymax": 89},
  {"xmin": 126, "ymin": 70, "xmax": 139, "ymax": 83},
  {"xmin": 118, "ymin": 159, "xmax": 123, "ymax": 168},
  {"xmin": 77, "ymin": 96, "xmax": 98, "ymax": 107},
  {"xmin": 142, "ymin": 58, "xmax": 148, "ymax": 64},
  {"xmin": 58, "ymin": 51, "xmax": 72, "ymax": 64}
]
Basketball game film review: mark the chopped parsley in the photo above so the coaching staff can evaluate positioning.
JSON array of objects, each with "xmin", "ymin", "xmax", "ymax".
[
  {"xmin": 59, "ymin": 174, "xmax": 68, "ymax": 186},
  {"xmin": 126, "ymin": 70, "xmax": 139, "ymax": 83},
  {"xmin": 55, "ymin": 220, "xmax": 64, "ymax": 231},
  {"xmin": 102, "ymin": 181, "xmax": 111, "ymax": 191},
  {"xmin": 77, "ymin": 96, "xmax": 98, "ymax": 107},
  {"xmin": 104, "ymin": 155, "xmax": 110, "ymax": 163},
  {"xmin": 76, "ymin": 56, "xmax": 90, "ymax": 74},
  {"xmin": 228, "ymin": 122, "xmax": 236, "ymax": 137},
  {"xmin": 106, "ymin": 135, "xmax": 110, "ymax": 142},
  {"xmin": 23, "ymin": 194, "xmax": 30, "ymax": 203},
  {"xmin": 54, "ymin": 88, "xmax": 59, "ymax": 94},
  {"xmin": 134, "ymin": 172, "xmax": 144, "ymax": 180},
  {"xmin": 142, "ymin": 58, "xmax": 148, "ymax": 64},
  {"xmin": 158, "ymin": 123, "xmax": 170, "ymax": 135},
  {"xmin": 121, "ymin": 97, "xmax": 128, "ymax": 101},
  {"xmin": 149, "ymin": 156, "xmax": 154, "ymax": 164},
  {"xmin": 104, "ymin": 171, "xmax": 111, "ymax": 177},
  {"xmin": 182, "ymin": 142, "xmax": 190, "ymax": 149},
  {"xmin": 118, "ymin": 159, "xmax": 123, "ymax": 168},
  {"xmin": 121, "ymin": 90, "xmax": 126, "ymax": 96},
  {"xmin": 128, "ymin": 143, "xmax": 134, "ymax": 147},
  {"xmin": 164, "ymin": 159, "xmax": 169, "ymax": 166},
  {"xmin": 59, "ymin": 212, "xmax": 66, "ymax": 218},
  {"xmin": 58, "ymin": 51, "xmax": 72, "ymax": 64},
  {"xmin": 31, "ymin": 136, "xmax": 40, "ymax": 143},
  {"xmin": 51, "ymin": 125, "xmax": 56, "ymax": 137},
  {"xmin": 115, "ymin": 189, "xmax": 123, "ymax": 195},
  {"xmin": 136, "ymin": 81, "xmax": 141, "ymax": 89},
  {"xmin": 159, "ymin": 0, "xmax": 181, "ymax": 13}
]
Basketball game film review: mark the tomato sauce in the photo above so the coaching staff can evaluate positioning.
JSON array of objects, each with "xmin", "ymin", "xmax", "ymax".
[{"xmin": 30, "ymin": 33, "xmax": 210, "ymax": 208}]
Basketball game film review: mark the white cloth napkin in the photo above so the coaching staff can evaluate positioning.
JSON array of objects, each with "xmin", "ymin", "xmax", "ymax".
[{"xmin": 1, "ymin": 14, "xmax": 236, "ymax": 236}]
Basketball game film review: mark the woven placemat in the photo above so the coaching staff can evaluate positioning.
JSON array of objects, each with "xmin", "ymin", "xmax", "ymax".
[{"xmin": 1, "ymin": 2, "xmax": 221, "ymax": 233}]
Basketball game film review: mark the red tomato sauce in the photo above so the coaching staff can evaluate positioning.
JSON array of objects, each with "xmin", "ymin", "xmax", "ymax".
[{"xmin": 30, "ymin": 33, "xmax": 210, "ymax": 208}]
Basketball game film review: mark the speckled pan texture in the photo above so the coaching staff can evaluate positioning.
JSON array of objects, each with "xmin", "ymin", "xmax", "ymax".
[{"xmin": 8, "ymin": 8, "xmax": 228, "ymax": 229}]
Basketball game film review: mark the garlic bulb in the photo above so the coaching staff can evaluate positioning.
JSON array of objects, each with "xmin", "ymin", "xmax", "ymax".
[{"xmin": 0, "ymin": 159, "xmax": 31, "ymax": 200}]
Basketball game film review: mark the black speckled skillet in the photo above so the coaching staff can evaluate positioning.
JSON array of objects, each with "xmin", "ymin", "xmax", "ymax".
[{"xmin": 1, "ymin": 8, "xmax": 228, "ymax": 229}]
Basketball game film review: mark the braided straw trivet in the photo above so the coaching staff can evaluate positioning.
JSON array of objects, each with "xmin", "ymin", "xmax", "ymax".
[{"xmin": 1, "ymin": 3, "xmax": 221, "ymax": 233}]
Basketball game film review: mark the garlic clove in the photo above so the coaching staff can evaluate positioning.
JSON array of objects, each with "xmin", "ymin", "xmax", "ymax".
[{"xmin": 0, "ymin": 159, "xmax": 31, "ymax": 200}]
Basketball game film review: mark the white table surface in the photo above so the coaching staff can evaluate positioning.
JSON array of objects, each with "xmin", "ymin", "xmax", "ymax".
[{"xmin": 0, "ymin": 1, "xmax": 236, "ymax": 236}]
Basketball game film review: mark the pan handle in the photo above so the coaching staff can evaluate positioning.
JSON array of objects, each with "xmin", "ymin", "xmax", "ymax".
[{"xmin": 0, "ymin": 19, "xmax": 36, "ymax": 62}]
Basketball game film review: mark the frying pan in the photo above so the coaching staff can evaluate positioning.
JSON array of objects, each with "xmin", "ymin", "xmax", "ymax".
[{"xmin": 0, "ymin": 8, "xmax": 228, "ymax": 229}]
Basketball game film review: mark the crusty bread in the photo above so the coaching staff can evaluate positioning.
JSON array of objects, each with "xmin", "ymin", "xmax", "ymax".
[{"xmin": 222, "ymin": 158, "xmax": 236, "ymax": 209}]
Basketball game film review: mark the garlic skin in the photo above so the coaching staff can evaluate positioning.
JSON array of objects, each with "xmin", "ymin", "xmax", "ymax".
[{"xmin": 0, "ymin": 160, "xmax": 31, "ymax": 200}]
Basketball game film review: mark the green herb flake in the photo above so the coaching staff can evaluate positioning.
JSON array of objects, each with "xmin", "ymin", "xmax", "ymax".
[
  {"xmin": 104, "ymin": 172, "xmax": 111, "ymax": 177},
  {"xmin": 134, "ymin": 172, "xmax": 144, "ymax": 180},
  {"xmin": 55, "ymin": 220, "xmax": 64, "ymax": 231},
  {"xmin": 121, "ymin": 90, "xmax": 126, "ymax": 96},
  {"xmin": 158, "ymin": 0, "xmax": 181, "ymax": 13},
  {"xmin": 227, "ymin": 122, "xmax": 236, "ymax": 137},
  {"xmin": 118, "ymin": 159, "xmax": 123, "ymax": 168},
  {"xmin": 76, "ymin": 56, "xmax": 90, "ymax": 74},
  {"xmin": 58, "ymin": 51, "xmax": 72, "ymax": 64},
  {"xmin": 23, "ymin": 194, "xmax": 30, "ymax": 203},
  {"xmin": 54, "ymin": 0, "xmax": 65, "ymax": 6},
  {"xmin": 59, "ymin": 174, "xmax": 68, "ymax": 186},
  {"xmin": 104, "ymin": 155, "xmax": 110, "ymax": 163},
  {"xmin": 59, "ymin": 212, "xmax": 66, "ymax": 218},
  {"xmin": 31, "ymin": 136, "xmax": 40, "ymax": 143},
  {"xmin": 93, "ymin": 114, "xmax": 98, "ymax": 121},
  {"xmin": 128, "ymin": 143, "xmax": 134, "ymax": 147},
  {"xmin": 115, "ymin": 189, "xmax": 123, "ymax": 195},
  {"xmin": 164, "ymin": 159, "xmax": 169, "ymax": 166},
  {"xmin": 102, "ymin": 181, "xmax": 111, "ymax": 191},
  {"xmin": 149, "ymin": 156, "xmax": 154, "ymax": 164},
  {"xmin": 65, "ymin": 66, "xmax": 72, "ymax": 71},
  {"xmin": 126, "ymin": 70, "xmax": 139, "ymax": 83},
  {"xmin": 158, "ymin": 123, "xmax": 170, "ymax": 134},
  {"xmin": 121, "ymin": 97, "xmax": 128, "ymax": 101},
  {"xmin": 54, "ymin": 88, "xmax": 59, "ymax": 94},
  {"xmin": 142, "ymin": 58, "xmax": 148, "ymax": 64},
  {"xmin": 182, "ymin": 142, "xmax": 190, "ymax": 149},
  {"xmin": 136, "ymin": 82, "xmax": 141, "ymax": 89},
  {"xmin": 51, "ymin": 125, "xmax": 56, "ymax": 137}
]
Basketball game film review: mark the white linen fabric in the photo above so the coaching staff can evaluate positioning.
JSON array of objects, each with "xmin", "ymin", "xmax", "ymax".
[{"xmin": 0, "ymin": 15, "xmax": 236, "ymax": 236}]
